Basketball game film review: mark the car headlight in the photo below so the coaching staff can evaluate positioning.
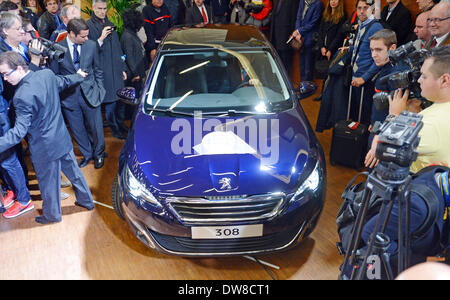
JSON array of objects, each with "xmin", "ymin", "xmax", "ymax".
[
  {"xmin": 124, "ymin": 164, "xmax": 160, "ymax": 206},
  {"xmin": 292, "ymin": 161, "xmax": 322, "ymax": 200}
]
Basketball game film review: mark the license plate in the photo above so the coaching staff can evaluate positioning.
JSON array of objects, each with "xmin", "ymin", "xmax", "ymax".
[{"xmin": 191, "ymin": 224, "xmax": 263, "ymax": 239}]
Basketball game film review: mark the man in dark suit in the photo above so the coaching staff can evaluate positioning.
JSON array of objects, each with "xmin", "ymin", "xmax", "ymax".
[
  {"xmin": 36, "ymin": 0, "xmax": 61, "ymax": 39},
  {"xmin": 380, "ymin": 0, "xmax": 412, "ymax": 46},
  {"xmin": 87, "ymin": 0, "xmax": 128, "ymax": 140},
  {"xmin": 185, "ymin": 0, "xmax": 214, "ymax": 25},
  {"xmin": 50, "ymin": 18, "xmax": 106, "ymax": 169},
  {"xmin": 0, "ymin": 50, "xmax": 94, "ymax": 224},
  {"xmin": 270, "ymin": 0, "xmax": 300, "ymax": 74},
  {"xmin": 292, "ymin": 0, "xmax": 323, "ymax": 81}
]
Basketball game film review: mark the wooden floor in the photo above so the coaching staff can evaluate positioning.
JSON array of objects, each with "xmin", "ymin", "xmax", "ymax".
[{"xmin": 0, "ymin": 77, "xmax": 361, "ymax": 280}]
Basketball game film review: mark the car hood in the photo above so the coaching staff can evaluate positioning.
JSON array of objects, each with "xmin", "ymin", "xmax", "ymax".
[{"xmin": 129, "ymin": 108, "xmax": 318, "ymax": 197}]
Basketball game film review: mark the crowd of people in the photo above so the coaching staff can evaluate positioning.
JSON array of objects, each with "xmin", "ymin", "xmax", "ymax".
[{"xmin": 0, "ymin": 0, "xmax": 448, "ymax": 233}]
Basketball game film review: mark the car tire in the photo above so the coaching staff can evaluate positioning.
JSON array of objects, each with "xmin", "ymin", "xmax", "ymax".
[{"xmin": 111, "ymin": 174, "xmax": 125, "ymax": 220}]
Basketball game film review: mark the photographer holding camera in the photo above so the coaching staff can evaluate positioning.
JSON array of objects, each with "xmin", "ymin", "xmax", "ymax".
[{"xmin": 365, "ymin": 45, "xmax": 450, "ymax": 174}]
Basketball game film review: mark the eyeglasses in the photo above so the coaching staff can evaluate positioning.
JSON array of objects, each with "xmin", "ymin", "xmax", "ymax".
[
  {"xmin": 427, "ymin": 16, "xmax": 450, "ymax": 23},
  {"xmin": 1, "ymin": 68, "xmax": 17, "ymax": 78}
]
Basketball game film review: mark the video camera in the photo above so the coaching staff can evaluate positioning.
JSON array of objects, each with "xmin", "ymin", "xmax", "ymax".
[
  {"xmin": 373, "ymin": 41, "xmax": 429, "ymax": 111},
  {"xmin": 28, "ymin": 31, "xmax": 66, "ymax": 63},
  {"xmin": 372, "ymin": 111, "xmax": 423, "ymax": 180},
  {"xmin": 339, "ymin": 111, "xmax": 424, "ymax": 280},
  {"xmin": 245, "ymin": 2, "xmax": 264, "ymax": 14}
]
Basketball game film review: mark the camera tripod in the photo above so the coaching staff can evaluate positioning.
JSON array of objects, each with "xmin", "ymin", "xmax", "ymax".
[{"xmin": 339, "ymin": 163, "xmax": 413, "ymax": 280}]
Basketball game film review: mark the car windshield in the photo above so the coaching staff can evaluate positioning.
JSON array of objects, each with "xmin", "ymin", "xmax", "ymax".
[{"xmin": 143, "ymin": 49, "xmax": 292, "ymax": 116}]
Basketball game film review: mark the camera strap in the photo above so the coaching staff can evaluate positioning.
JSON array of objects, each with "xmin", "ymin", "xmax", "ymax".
[
  {"xmin": 441, "ymin": 171, "xmax": 450, "ymax": 221},
  {"xmin": 439, "ymin": 171, "xmax": 450, "ymax": 249}
]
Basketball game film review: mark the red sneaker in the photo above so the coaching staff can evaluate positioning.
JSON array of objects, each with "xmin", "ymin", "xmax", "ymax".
[
  {"xmin": 2, "ymin": 190, "xmax": 15, "ymax": 209},
  {"xmin": 3, "ymin": 200, "xmax": 34, "ymax": 219}
]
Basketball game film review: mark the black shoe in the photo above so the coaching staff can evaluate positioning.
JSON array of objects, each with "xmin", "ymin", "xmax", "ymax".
[
  {"xmin": 94, "ymin": 155, "xmax": 105, "ymax": 169},
  {"xmin": 79, "ymin": 157, "xmax": 92, "ymax": 168},
  {"xmin": 74, "ymin": 201, "xmax": 94, "ymax": 211},
  {"xmin": 117, "ymin": 122, "xmax": 129, "ymax": 133}
]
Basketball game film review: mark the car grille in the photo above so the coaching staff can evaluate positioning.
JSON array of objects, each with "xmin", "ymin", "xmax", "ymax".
[
  {"xmin": 165, "ymin": 193, "xmax": 286, "ymax": 225},
  {"xmin": 148, "ymin": 225, "xmax": 303, "ymax": 255}
]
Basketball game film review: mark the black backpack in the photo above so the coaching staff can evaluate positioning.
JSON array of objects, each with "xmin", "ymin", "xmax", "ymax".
[{"xmin": 336, "ymin": 168, "xmax": 448, "ymax": 257}]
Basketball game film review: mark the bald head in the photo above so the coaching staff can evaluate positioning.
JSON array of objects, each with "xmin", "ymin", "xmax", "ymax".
[
  {"xmin": 396, "ymin": 262, "xmax": 450, "ymax": 280},
  {"xmin": 415, "ymin": 11, "xmax": 432, "ymax": 42}
]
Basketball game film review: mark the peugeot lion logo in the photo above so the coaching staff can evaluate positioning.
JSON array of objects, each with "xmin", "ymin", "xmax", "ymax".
[{"xmin": 219, "ymin": 178, "xmax": 232, "ymax": 190}]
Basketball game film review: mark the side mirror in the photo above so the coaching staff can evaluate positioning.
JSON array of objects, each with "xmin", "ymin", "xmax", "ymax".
[
  {"xmin": 296, "ymin": 81, "xmax": 318, "ymax": 100},
  {"xmin": 117, "ymin": 87, "xmax": 138, "ymax": 105}
]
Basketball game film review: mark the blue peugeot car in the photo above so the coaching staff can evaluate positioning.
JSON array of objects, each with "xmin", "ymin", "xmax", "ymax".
[{"xmin": 113, "ymin": 25, "xmax": 326, "ymax": 256}]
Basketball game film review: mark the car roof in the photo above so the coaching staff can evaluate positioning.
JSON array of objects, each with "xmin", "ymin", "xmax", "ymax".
[{"xmin": 160, "ymin": 24, "xmax": 271, "ymax": 52}]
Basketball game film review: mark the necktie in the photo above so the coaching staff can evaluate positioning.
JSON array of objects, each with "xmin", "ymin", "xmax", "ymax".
[
  {"xmin": 431, "ymin": 38, "xmax": 437, "ymax": 48},
  {"xmin": 73, "ymin": 44, "xmax": 80, "ymax": 70},
  {"xmin": 201, "ymin": 6, "xmax": 208, "ymax": 24}
]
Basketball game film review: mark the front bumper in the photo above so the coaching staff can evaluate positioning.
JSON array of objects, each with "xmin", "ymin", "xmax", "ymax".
[{"xmin": 119, "ymin": 172, "xmax": 325, "ymax": 257}]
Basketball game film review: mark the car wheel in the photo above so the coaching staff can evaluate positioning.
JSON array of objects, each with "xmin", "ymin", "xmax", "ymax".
[{"xmin": 111, "ymin": 174, "xmax": 124, "ymax": 220}]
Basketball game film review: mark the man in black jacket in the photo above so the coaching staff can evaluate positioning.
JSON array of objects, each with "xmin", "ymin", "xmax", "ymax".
[
  {"xmin": 380, "ymin": 0, "xmax": 412, "ymax": 46},
  {"xmin": 143, "ymin": 0, "xmax": 173, "ymax": 61},
  {"xmin": 36, "ymin": 0, "xmax": 61, "ymax": 39},
  {"xmin": 269, "ymin": 0, "xmax": 299, "ymax": 75}
]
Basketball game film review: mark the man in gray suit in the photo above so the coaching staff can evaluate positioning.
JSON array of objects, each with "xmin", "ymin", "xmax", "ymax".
[
  {"xmin": 0, "ymin": 51, "xmax": 94, "ymax": 224},
  {"xmin": 50, "ymin": 18, "xmax": 107, "ymax": 169}
]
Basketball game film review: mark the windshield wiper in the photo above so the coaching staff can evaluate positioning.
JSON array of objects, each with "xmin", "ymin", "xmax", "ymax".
[
  {"xmin": 201, "ymin": 110, "xmax": 273, "ymax": 117},
  {"xmin": 147, "ymin": 107, "xmax": 194, "ymax": 117}
]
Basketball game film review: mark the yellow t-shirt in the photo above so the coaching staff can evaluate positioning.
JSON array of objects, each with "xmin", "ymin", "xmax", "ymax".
[{"xmin": 410, "ymin": 101, "xmax": 450, "ymax": 173}]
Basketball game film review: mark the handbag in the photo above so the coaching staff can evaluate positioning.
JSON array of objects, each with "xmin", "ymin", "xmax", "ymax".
[
  {"xmin": 314, "ymin": 57, "xmax": 330, "ymax": 79},
  {"xmin": 289, "ymin": 36, "xmax": 304, "ymax": 52}
]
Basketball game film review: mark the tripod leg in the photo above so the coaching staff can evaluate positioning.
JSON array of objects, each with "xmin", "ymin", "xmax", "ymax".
[
  {"xmin": 339, "ymin": 187, "xmax": 373, "ymax": 280},
  {"xmin": 355, "ymin": 197, "xmax": 392, "ymax": 280}
]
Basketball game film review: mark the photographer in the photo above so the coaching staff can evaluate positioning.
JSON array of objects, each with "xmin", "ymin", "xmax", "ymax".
[
  {"xmin": 365, "ymin": 45, "xmax": 450, "ymax": 173},
  {"xmin": 0, "ymin": 13, "xmax": 41, "ymax": 73},
  {"xmin": 87, "ymin": 0, "xmax": 128, "ymax": 141},
  {"xmin": 369, "ymin": 29, "xmax": 408, "ymax": 129}
]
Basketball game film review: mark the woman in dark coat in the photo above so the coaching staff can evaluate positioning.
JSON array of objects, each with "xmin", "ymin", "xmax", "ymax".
[{"xmin": 316, "ymin": 0, "xmax": 346, "ymax": 61}]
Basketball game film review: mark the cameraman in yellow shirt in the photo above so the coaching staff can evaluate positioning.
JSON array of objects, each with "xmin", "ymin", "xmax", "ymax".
[{"xmin": 365, "ymin": 45, "xmax": 450, "ymax": 173}]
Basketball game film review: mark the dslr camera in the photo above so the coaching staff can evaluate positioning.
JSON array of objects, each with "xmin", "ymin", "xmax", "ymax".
[
  {"xmin": 373, "ymin": 41, "xmax": 429, "ymax": 111},
  {"xmin": 28, "ymin": 31, "xmax": 66, "ymax": 62}
]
